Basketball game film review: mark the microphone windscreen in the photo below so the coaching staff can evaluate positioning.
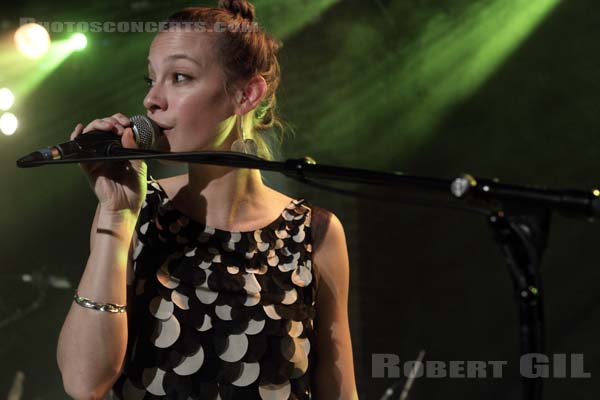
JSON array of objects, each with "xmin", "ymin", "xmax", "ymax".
[{"xmin": 130, "ymin": 115, "xmax": 162, "ymax": 150}]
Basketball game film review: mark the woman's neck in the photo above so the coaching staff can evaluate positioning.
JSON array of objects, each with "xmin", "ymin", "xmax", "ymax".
[{"xmin": 179, "ymin": 163, "xmax": 271, "ymax": 229}]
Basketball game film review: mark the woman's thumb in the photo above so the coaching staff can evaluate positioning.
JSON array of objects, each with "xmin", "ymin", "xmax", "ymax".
[{"xmin": 121, "ymin": 127, "xmax": 139, "ymax": 149}]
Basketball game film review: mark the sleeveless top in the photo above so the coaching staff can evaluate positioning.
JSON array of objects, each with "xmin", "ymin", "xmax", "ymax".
[{"xmin": 112, "ymin": 177, "xmax": 318, "ymax": 400}]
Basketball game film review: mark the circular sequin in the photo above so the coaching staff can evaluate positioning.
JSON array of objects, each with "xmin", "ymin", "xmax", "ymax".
[
  {"xmin": 173, "ymin": 346, "xmax": 205, "ymax": 376},
  {"xmin": 219, "ymin": 333, "xmax": 249, "ymax": 362},
  {"xmin": 259, "ymin": 381, "xmax": 291, "ymax": 400},
  {"xmin": 151, "ymin": 314, "xmax": 180, "ymax": 348},
  {"xmin": 245, "ymin": 318, "xmax": 266, "ymax": 335},
  {"xmin": 231, "ymin": 362, "xmax": 260, "ymax": 387},
  {"xmin": 171, "ymin": 290, "xmax": 190, "ymax": 310},
  {"xmin": 149, "ymin": 296, "xmax": 174, "ymax": 320},
  {"xmin": 142, "ymin": 368, "xmax": 166, "ymax": 396}
]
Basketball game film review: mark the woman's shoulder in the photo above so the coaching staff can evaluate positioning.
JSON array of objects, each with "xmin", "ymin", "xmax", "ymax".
[
  {"xmin": 263, "ymin": 187, "xmax": 341, "ymax": 253},
  {"xmin": 309, "ymin": 205, "xmax": 343, "ymax": 257}
]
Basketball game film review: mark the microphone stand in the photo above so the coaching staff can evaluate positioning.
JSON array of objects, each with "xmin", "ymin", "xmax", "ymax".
[
  {"xmin": 488, "ymin": 206, "xmax": 548, "ymax": 400},
  {"xmin": 16, "ymin": 148, "xmax": 600, "ymax": 400}
]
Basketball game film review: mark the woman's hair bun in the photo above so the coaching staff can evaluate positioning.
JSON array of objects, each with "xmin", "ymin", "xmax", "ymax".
[{"xmin": 218, "ymin": 0, "xmax": 255, "ymax": 22}]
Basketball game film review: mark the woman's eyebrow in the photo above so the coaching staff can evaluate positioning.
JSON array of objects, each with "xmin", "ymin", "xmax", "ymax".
[{"xmin": 147, "ymin": 54, "xmax": 204, "ymax": 69}]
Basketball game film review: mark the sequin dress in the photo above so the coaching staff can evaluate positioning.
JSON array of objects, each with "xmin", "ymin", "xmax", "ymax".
[{"xmin": 112, "ymin": 177, "xmax": 318, "ymax": 400}]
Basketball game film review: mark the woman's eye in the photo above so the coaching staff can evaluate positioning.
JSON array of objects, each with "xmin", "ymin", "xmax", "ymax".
[
  {"xmin": 143, "ymin": 76, "xmax": 154, "ymax": 87},
  {"xmin": 143, "ymin": 74, "xmax": 189, "ymax": 87},
  {"xmin": 174, "ymin": 73, "xmax": 190, "ymax": 83}
]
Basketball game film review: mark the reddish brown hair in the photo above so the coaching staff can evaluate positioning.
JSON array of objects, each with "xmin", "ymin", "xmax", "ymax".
[{"xmin": 166, "ymin": 0, "xmax": 285, "ymax": 160}]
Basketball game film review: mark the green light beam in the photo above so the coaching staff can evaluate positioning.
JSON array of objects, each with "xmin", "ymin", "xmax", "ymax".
[
  {"xmin": 287, "ymin": 0, "xmax": 561, "ymax": 167},
  {"xmin": 0, "ymin": 38, "xmax": 83, "ymax": 103}
]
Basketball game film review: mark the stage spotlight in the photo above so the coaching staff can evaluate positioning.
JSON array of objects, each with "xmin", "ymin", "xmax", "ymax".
[
  {"xmin": 0, "ymin": 88, "xmax": 15, "ymax": 111},
  {"xmin": 0, "ymin": 112, "xmax": 18, "ymax": 136},
  {"xmin": 14, "ymin": 23, "xmax": 51, "ymax": 59},
  {"xmin": 69, "ymin": 33, "xmax": 87, "ymax": 51}
]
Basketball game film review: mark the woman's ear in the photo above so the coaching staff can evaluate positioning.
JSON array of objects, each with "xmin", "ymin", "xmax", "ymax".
[{"xmin": 235, "ymin": 75, "xmax": 267, "ymax": 115}]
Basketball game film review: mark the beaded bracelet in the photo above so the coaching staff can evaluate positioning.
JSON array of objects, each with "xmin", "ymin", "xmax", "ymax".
[{"xmin": 73, "ymin": 293, "xmax": 127, "ymax": 313}]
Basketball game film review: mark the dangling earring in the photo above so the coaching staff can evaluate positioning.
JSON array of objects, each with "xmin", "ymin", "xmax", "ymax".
[{"xmin": 230, "ymin": 114, "xmax": 258, "ymax": 156}]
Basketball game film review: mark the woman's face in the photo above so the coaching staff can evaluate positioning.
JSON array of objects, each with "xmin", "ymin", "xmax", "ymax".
[{"xmin": 144, "ymin": 30, "xmax": 237, "ymax": 153}]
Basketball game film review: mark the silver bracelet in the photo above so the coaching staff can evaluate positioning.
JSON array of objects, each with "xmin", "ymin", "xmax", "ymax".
[{"xmin": 73, "ymin": 293, "xmax": 127, "ymax": 313}]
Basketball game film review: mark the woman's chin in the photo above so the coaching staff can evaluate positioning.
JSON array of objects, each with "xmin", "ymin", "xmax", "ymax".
[{"xmin": 154, "ymin": 135, "xmax": 172, "ymax": 152}]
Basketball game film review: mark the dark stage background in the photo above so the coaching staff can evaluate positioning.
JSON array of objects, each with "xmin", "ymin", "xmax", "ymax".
[{"xmin": 1, "ymin": 0, "xmax": 599, "ymax": 398}]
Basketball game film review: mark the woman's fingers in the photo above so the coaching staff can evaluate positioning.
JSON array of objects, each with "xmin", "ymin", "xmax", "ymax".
[
  {"xmin": 70, "ymin": 123, "xmax": 84, "ymax": 140},
  {"xmin": 83, "ymin": 119, "xmax": 111, "ymax": 134},
  {"xmin": 101, "ymin": 117, "xmax": 126, "ymax": 134},
  {"xmin": 83, "ymin": 117, "xmax": 125, "ymax": 134},
  {"xmin": 79, "ymin": 114, "xmax": 131, "ymax": 137},
  {"xmin": 112, "ymin": 113, "xmax": 131, "ymax": 127}
]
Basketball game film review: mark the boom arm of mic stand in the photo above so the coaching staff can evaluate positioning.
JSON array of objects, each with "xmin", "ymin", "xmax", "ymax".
[{"xmin": 16, "ymin": 149, "xmax": 600, "ymax": 219}]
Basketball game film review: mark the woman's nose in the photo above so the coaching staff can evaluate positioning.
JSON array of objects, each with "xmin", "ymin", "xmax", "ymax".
[{"xmin": 143, "ymin": 85, "xmax": 167, "ymax": 112}]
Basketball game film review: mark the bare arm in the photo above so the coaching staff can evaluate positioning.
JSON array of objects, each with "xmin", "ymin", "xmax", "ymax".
[
  {"xmin": 56, "ymin": 204, "xmax": 137, "ymax": 400},
  {"xmin": 311, "ymin": 211, "xmax": 359, "ymax": 399}
]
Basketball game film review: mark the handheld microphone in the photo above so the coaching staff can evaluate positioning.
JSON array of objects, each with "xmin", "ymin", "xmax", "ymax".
[{"xmin": 16, "ymin": 115, "xmax": 161, "ymax": 167}]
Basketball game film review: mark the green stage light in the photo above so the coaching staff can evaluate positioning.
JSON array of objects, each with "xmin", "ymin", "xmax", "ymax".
[
  {"xmin": 14, "ymin": 23, "xmax": 51, "ymax": 59},
  {"xmin": 0, "ymin": 88, "xmax": 15, "ymax": 110},
  {"xmin": 69, "ymin": 33, "xmax": 87, "ymax": 51},
  {"xmin": 0, "ymin": 112, "xmax": 18, "ymax": 136}
]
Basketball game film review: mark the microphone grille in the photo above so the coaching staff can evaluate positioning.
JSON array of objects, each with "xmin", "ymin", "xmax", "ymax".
[{"xmin": 130, "ymin": 115, "xmax": 161, "ymax": 150}]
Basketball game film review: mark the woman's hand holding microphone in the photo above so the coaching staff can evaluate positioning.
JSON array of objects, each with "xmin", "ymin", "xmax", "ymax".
[{"xmin": 71, "ymin": 113, "xmax": 147, "ymax": 219}]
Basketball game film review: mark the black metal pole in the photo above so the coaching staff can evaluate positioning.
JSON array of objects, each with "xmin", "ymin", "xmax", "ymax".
[{"xmin": 488, "ymin": 206, "xmax": 550, "ymax": 400}]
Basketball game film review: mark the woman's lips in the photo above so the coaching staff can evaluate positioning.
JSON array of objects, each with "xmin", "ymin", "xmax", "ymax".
[{"xmin": 150, "ymin": 119, "xmax": 173, "ymax": 133}]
